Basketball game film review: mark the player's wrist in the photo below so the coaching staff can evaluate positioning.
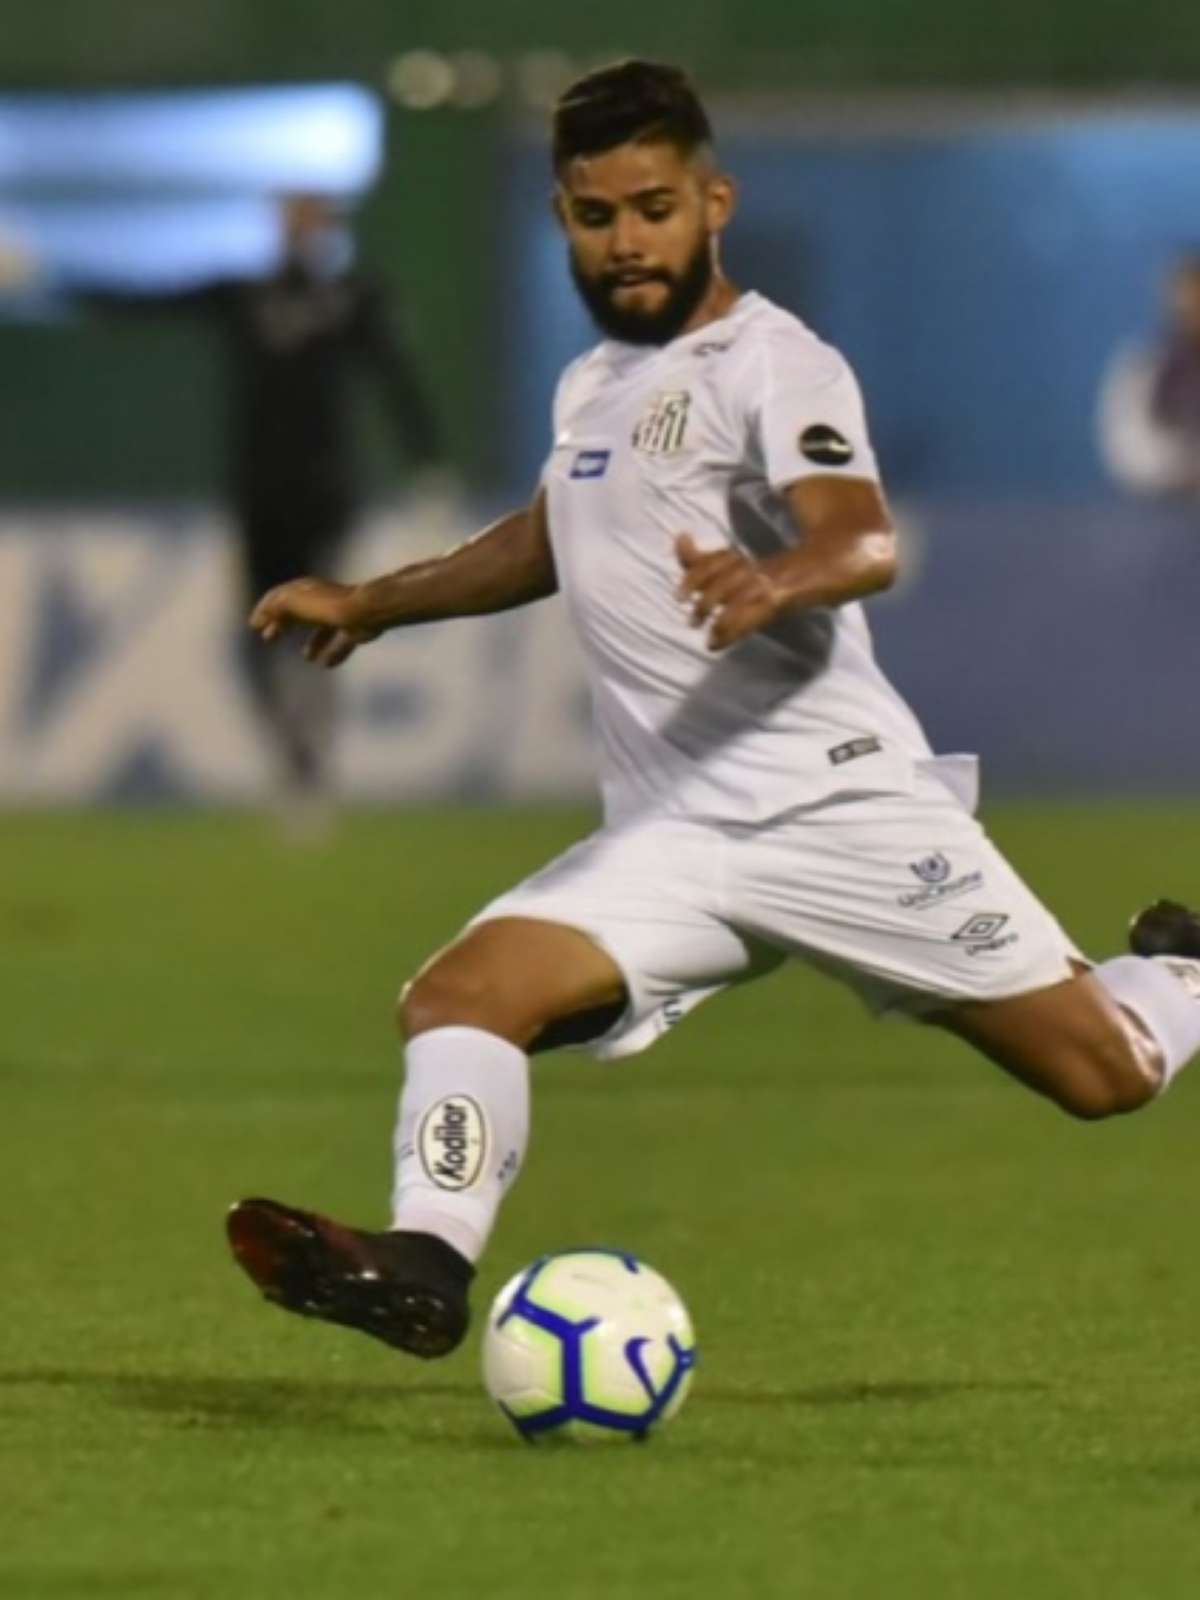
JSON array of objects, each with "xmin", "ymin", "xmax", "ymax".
[
  {"xmin": 758, "ymin": 551, "xmax": 808, "ymax": 609},
  {"xmin": 342, "ymin": 581, "xmax": 388, "ymax": 632}
]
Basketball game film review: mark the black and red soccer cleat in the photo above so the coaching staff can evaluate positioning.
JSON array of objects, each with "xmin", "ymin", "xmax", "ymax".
[
  {"xmin": 226, "ymin": 1197, "xmax": 473, "ymax": 1358},
  {"xmin": 1128, "ymin": 900, "xmax": 1200, "ymax": 961}
]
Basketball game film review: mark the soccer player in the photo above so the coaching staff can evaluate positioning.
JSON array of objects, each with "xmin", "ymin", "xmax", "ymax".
[{"xmin": 227, "ymin": 62, "xmax": 1200, "ymax": 1358}]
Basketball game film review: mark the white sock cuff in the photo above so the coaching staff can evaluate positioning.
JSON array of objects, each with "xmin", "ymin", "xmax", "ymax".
[
  {"xmin": 1094, "ymin": 954, "xmax": 1200, "ymax": 1091},
  {"xmin": 404, "ymin": 1024, "xmax": 528, "ymax": 1073}
]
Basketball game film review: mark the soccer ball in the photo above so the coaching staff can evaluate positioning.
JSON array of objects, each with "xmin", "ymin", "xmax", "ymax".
[{"xmin": 482, "ymin": 1249, "xmax": 697, "ymax": 1442}]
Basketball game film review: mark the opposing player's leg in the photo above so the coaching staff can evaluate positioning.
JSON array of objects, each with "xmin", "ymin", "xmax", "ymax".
[{"xmin": 229, "ymin": 816, "xmax": 761, "ymax": 1356}]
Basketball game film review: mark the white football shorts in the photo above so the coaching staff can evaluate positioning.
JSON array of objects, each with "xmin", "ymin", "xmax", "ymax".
[{"xmin": 468, "ymin": 772, "xmax": 1082, "ymax": 1061}]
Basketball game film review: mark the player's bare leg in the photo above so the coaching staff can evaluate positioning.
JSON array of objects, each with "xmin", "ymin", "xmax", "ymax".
[
  {"xmin": 933, "ymin": 969, "xmax": 1161, "ymax": 1118},
  {"xmin": 228, "ymin": 918, "xmax": 627, "ymax": 1356},
  {"xmin": 933, "ymin": 901, "xmax": 1200, "ymax": 1118},
  {"xmin": 400, "ymin": 916, "xmax": 628, "ymax": 1049}
]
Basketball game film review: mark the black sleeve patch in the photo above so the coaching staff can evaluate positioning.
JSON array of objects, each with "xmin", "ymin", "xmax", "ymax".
[{"xmin": 799, "ymin": 423, "xmax": 854, "ymax": 467}]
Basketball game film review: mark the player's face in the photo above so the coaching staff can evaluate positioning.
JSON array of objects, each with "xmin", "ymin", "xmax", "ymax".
[{"xmin": 556, "ymin": 141, "xmax": 734, "ymax": 345}]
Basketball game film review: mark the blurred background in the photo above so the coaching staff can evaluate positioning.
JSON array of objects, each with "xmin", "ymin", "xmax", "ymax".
[{"xmin": 3, "ymin": 0, "xmax": 1200, "ymax": 816}]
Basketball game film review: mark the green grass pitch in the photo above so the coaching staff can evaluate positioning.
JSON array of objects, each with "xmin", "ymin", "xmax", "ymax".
[{"xmin": 3, "ymin": 803, "xmax": 1199, "ymax": 1598}]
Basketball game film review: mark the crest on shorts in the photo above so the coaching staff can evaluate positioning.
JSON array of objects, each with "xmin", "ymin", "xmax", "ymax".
[
  {"xmin": 910, "ymin": 852, "xmax": 951, "ymax": 885},
  {"xmin": 632, "ymin": 390, "xmax": 691, "ymax": 456}
]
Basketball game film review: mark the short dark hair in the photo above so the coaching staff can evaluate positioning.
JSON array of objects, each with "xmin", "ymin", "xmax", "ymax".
[{"xmin": 552, "ymin": 60, "xmax": 712, "ymax": 172}]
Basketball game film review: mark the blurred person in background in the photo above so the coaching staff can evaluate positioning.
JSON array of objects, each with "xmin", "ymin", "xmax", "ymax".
[
  {"xmin": 2, "ymin": 193, "xmax": 446, "ymax": 835},
  {"xmin": 1099, "ymin": 252, "xmax": 1200, "ymax": 499}
]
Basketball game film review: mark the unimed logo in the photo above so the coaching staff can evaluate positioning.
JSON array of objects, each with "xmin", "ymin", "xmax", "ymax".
[{"xmin": 418, "ymin": 1096, "xmax": 488, "ymax": 1191}]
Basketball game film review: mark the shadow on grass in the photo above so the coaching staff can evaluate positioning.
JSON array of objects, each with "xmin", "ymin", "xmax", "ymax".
[
  {"xmin": 0, "ymin": 1367, "xmax": 480, "ymax": 1435},
  {"xmin": 0, "ymin": 1366, "xmax": 1047, "ymax": 1454},
  {"xmin": 702, "ymin": 1378, "xmax": 1050, "ymax": 1407}
]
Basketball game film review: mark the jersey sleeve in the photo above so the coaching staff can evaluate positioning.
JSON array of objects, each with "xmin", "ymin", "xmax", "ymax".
[
  {"xmin": 538, "ymin": 356, "xmax": 585, "ymax": 488},
  {"xmin": 536, "ymin": 381, "xmax": 563, "ymax": 489},
  {"xmin": 746, "ymin": 335, "xmax": 880, "ymax": 490}
]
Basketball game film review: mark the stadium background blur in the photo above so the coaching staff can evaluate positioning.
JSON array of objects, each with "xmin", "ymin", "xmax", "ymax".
[
  {"xmin": 3, "ymin": 0, "xmax": 1200, "ymax": 803},
  {"xmin": 5, "ymin": 9, "xmax": 1200, "ymax": 1600}
]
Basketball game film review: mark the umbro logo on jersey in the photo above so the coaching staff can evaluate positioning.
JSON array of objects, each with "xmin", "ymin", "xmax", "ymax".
[
  {"xmin": 799, "ymin": 423, "xmax": 854, "ymax": 467},
  {"xmin": 570, "ymin": 449, "xmax": 611, "ymax": 479},
  {"xmin": 633, "ymin": 390, "xmax": 691, "ymax": 456}
]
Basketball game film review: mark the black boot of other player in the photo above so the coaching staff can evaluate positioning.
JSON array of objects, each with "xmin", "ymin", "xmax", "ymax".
[
  {"xmin": 1129, "ymin": 900, "xmax": 1200, "ymax": 960},
  {"xmin": 226, "ymin": 1197, "xmax": 473, "ymax": 1358}
]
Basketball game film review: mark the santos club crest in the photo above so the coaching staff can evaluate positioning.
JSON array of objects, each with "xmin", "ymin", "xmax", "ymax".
[{"xmin": 633, "ymin": 390, "xmax": 691, "ymax": 456}]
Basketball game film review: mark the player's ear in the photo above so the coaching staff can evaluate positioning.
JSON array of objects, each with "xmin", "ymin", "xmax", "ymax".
[{"xmin": 704, "ymin": 173, "xmax": 737, "ymax": 236}]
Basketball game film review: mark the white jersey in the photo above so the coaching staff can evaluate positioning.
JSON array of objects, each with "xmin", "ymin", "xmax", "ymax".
[{"xmin": 541, "ymin": 290, "xmax": 939, "ymax": 826}]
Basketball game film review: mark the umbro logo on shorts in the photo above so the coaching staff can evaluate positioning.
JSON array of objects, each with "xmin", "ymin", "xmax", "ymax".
[
  {"xmin": 953, "ymin": 913, "xmax": 1009, "ymax": 943},
  {"xmin": 952, "ymin": 912, "xmax": 1019, "ymax": 956}
]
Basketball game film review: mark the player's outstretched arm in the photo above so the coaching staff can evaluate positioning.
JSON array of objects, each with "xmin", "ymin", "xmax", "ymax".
[
  {"xmin": 676, "ymin": 475, "xmax": 896, "ymax": 652},
  {"xmin": 249, "ymin": 492, "xmax": 558, "ymax": 668}
]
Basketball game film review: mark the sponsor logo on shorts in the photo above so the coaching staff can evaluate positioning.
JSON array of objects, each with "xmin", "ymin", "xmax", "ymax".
[
  {"xmin": 828, "ymin": 735, "xmax": 882, "ymax": 767},
  {"xmin": 418, "ymin": 1095, "xmax": 488, "ymax": 1191},
  {"xmin": 1164, "ymin": 960, "xmax": 1200, "ymax": 1001},
  {"xmin": 899, "ymin": 867, "xmax": 985, "ymax": 911},
  {"xmin": 951, "ymin": 911, "xmax": 1019, "ymax": 956},
  {"xmin": 911, "ymin": 852, "xmax": 952, "ymax": 885}
]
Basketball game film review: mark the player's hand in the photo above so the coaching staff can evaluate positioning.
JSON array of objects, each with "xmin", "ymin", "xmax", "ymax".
[
  {"xmin": 674, "ymin": 534, "xmax": 795, "ymax": 651},
  {"xmin": 249, "ymin": 577, "xmax": 379, "ymax": 669}
]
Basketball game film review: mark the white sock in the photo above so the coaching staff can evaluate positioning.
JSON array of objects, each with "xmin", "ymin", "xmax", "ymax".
[
  {"xmin": 1094, "ymin": 955, "xmax": 1200, "ymax": 1093},
  {"xmin": 390, "ymin": 1025, "xmax": 529, "ymax": 1263}
]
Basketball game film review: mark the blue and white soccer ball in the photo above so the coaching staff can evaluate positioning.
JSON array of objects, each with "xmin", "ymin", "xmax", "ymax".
[{"xmin": 482, "ymin": 1249, "xmax": 697, "ymax": 1442}]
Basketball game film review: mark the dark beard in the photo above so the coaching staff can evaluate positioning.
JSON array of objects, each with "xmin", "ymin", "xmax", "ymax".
[{"xmin": 569, "ymin": 236, "xmax": 714, "ymax": 346}]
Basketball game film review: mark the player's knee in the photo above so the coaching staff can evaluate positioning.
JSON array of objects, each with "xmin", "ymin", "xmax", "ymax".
[
  {"xmin": 1050, "ymin": 1031, "xmax": 1158, "ymax": 1121},
  {"xmin": 396, "ymin": 958, "xmax": 516, "ymax": 1042},
  {"xmin": 397, "ymin": 966, "xmax": 479, "ymax": 1039}
]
